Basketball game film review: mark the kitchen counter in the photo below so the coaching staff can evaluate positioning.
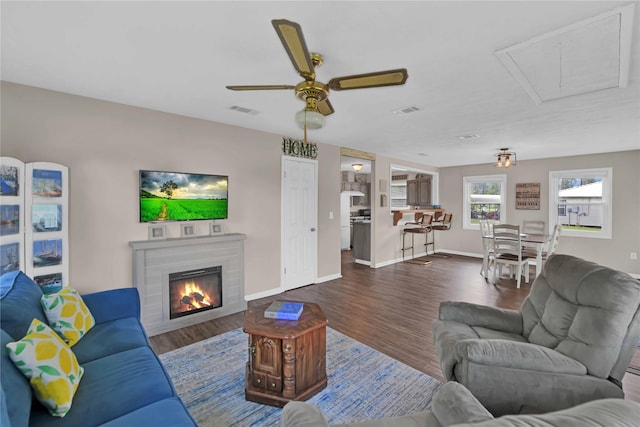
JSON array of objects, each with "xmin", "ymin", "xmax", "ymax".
[
  {"xmin": 352, "ymin": 221, "xmax": 370, "ymax": 262},
  {"xmin": 392, "ymin": 209, "xmax": 444, "ymax": 226}
]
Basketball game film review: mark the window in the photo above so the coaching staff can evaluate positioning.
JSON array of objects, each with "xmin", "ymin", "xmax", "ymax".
[
  {"xmin": 549, "ymin": 168, "xmax": 612, "ymax": 239},
  {"xmin": 463, "ymin": 175, "xmax": 507, "ymax": 230},
  {"xmin": 390, "ymin": 174, "xmax": 409, "ymax": 208}
]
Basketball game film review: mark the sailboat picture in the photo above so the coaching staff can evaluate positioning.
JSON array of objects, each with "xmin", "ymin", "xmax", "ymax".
[{"xmin": 33, "ymin": 239, "xmax": 62, "ymax": 267}]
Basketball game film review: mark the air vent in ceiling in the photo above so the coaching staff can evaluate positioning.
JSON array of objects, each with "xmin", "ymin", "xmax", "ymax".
[
  {"xmin": 230, "ymin": 105, "xmax": 259, "ymax": 115},
  {"xmin": 457, "ymin": 134, "xmax": 480, "ymax": 140},
  {"xmin": 392, "ymin": 106, "xmax": 421, "ymax": 116}
]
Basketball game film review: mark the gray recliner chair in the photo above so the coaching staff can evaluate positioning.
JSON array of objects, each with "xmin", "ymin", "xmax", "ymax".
[
  {"xmin": 279, "ymin": 381, "xmax": 640, "ymax": 427},
  {"xmin": 432, "ymin": 254, "xmax": 640, "ymax": 416}
]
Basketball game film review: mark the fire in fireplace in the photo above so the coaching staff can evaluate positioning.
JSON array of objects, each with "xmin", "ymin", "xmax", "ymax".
[{"xmin": 169, "ymin": 266, "xmax": 222, "ymax": 319}]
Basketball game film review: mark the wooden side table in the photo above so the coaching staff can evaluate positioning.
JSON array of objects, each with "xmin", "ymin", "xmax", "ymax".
[{"xmin": 243, "ymin": 301, "xmax": 327, "ymax": 407}]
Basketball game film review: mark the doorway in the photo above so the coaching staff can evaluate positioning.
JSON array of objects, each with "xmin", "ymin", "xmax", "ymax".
[
  {"xmin": 281, "ymin": 157, "xmax": 318, "ymax": 291},
  {"xmin": 340, "ymin": 154, "xmax": 373, "ymax": 265}
]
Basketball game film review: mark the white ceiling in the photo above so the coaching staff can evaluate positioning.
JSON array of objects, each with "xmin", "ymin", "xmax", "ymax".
[{"xmin": 2, "ymin": 1, "xmax": 639, "ymax": 167}]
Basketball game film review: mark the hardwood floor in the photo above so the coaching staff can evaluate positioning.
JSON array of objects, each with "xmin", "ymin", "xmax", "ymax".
[{"xmin": 149, "ymin": 251, "xmax": 640, "ymax": 403}]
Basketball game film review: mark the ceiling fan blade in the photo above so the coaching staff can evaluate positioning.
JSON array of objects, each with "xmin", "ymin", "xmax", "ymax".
[
  {"xmin": 317, "ymin": 98, "xmax": 335, "ymax": 116},
  {"xmin": 328, "ymin": 68, "xmax": 408, "ymax": 91},
  {"xmin": 272, "ymin": 19, "xmax": 315, "ymax": 80},
  {"xmin": 226, "ymin": 85, "xmax": 295, "ymax": 91}
]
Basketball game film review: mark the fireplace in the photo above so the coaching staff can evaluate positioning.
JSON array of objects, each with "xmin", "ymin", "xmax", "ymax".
[
  {"xmin": 168, "ymin": 266, "xmax": 222, "ymax": 319},
  {"xmin": 130, "ymin": 233, "xmax": 246, "ymax": 335}
]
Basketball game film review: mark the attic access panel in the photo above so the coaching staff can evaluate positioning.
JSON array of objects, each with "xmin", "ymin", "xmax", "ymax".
[{"xmin": 495, "ymin": 4, "xmax": 635, "ymax": 104}]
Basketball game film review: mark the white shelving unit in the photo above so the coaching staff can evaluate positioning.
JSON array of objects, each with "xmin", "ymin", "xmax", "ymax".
[
  {"xmin": 0, "ymin": 157, "xmax": 26, "ymax": 273},
  {"xmin": 0, "ymin": 157, "xmax": 69, "ymax": 291}
]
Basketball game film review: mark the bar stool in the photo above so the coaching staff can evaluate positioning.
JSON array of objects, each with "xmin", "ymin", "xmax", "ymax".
[
  {"xmin": 430, "ymin": 212, "xmax": 452, "ymax": 258},
  {"xmin": 401, "ymin": 214, "xmax": 433, "ymax": 261}
]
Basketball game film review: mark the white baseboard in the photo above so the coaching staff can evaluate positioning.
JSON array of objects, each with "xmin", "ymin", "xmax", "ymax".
[
  {"xmin": 316, "ymin": 273, "xmax": 342, "ymax": 283},
  {"xmin": 435, "ymin": 249, "xmax": 482, "ymax": 259},
  {"xmin": 245, "ymin": 273, "xmax": 342, "ymax": 301},
  {"xmin": 245, "ymin": 287, "xmax": 282, "ymax": 301},
  {"xmin": 373, "ymin": 251, "xmax": 430, "ymax": 268},
  {"xmin": 375, "ymin": 257, "xmax": 405, "ymax": 268}
]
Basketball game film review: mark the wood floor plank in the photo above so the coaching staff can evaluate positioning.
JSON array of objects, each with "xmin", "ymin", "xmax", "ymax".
[{"xmin": 149, "ymin": 251, "xmax": 640, "ymax": 403}]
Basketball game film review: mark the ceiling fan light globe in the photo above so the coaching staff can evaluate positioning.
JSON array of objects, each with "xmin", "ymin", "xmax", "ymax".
[{"xmin": 295, "ymin": 109, "xmax": 325, "ymax": 130}]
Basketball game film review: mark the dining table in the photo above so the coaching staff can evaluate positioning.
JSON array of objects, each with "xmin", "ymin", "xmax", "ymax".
[{"xmin": 483, "ymin": 233, "xmax": 551, "ymax": 279}]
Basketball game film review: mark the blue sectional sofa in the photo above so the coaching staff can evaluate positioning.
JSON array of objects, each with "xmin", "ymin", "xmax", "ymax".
[{"xmin": 1, "ymin": 271, "xmax": 197, "ymax": 427}]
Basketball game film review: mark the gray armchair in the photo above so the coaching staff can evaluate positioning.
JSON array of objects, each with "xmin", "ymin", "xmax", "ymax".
[
  {"xmin": 279, "ymin": 382, "xmax": 640, "ymax": 427},
  {"xmin": 432, "ymin": 254, "xmax": 640, "ymax": 416}
]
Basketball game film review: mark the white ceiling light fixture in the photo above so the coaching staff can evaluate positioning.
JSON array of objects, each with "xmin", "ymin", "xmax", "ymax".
[
  {"xmin": 496, "ymin": 148, "xmax": 517, "ymax": 168},
  {"xmin": 294, "ymin": 96, "xmax": 326, "ymax": 130},
  {"xmin": 352, "ymin": 163, "xmax": 363, "ymax": 172}
]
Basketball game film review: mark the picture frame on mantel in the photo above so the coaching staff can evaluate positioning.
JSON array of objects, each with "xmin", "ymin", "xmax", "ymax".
[
  {"xmin": 148, "ymin": 224, "xmax": 166, "ymax": 240},
  {"xmin": 210, "ymin": 223, "xmax": 224, "ymax": 236},
  {"xmin": 180, "ymin": 223, "xmax": 195, "ymax": 238}
]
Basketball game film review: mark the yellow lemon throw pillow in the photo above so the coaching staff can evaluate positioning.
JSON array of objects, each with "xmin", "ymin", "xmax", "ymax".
[
  {"xmin": 5, "ymin": 318, "xmax": 84, "ymax": 417},
  {"xmin": 41, "ymin": 287, "xmax": 95, "ymax": 346}
]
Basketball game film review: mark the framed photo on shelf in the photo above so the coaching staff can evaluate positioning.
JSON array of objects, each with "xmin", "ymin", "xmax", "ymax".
[
  {"xmin": 32, "ymin": 239, "xmax": 62, "ymax": 268},
  {"xmin": 0, "ymin": 165, "xmax": 20, "ymax": 196},
  {"xmin": 32, "ymin": 169, "xmax": 63, "ymax": 197},
  {"xmin": 210, "ymin": 223, "xmax": 224, "ymax": 236},
  {"xmin": 32, "ymin": 204, "xmax": 62, "ymax": 232},
  {"xmin": 0, "ymin": 205, "xmax": 20, "ymax": 236},
  {"xmin": 34, "ymin": 272, "xmax": 63, "ymax": 294},
  {"xmin": 148, "ymin": 224, "xmax": 166, "ymax": 240},
  {"xmin": 180, "ymin": 223, "xmax": 195, "ymax": 238},
  {"xmin": 0, "ymin": 242, "xmax": 20, "ymax": 273}
]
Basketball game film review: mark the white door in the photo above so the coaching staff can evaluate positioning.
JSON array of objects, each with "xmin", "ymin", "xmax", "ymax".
[{"xmin": 281, "ymin": 157, "xmax": 318, "ymax": 291}]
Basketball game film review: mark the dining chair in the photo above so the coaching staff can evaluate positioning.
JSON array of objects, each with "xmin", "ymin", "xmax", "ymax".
[
  {"xmin": 479, "ymin": 220, "xmax": 495, "ymax": 280},
  {"xmin": 522, "ymin": 220, "xmax": 545, "ymax": 235},
  {"xmin": 524, "ymin": 223, "xmax": 562, "ymax": 262},
  {"xmin": 492, "ymin": 224, "xmax": 533, "ymax": 288}
]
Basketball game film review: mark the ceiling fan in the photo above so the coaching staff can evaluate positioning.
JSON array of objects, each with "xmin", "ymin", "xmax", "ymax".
[{"xmin": 226, "ymin": 19, "xmax": 408, "ymax": 130}]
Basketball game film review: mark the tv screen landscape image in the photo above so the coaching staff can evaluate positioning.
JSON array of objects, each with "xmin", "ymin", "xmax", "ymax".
[{"xmin": 139, "ymin": 170, "xmax": 228, "ymax": 222}]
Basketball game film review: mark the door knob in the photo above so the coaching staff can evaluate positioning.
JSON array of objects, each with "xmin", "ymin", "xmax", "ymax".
[{"xmin": 310, "ymin": 227, "xmax": 316, "ymax": 232}]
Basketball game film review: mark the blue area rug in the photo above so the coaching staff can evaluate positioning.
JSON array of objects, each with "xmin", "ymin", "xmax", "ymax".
[{"xmin": 159, "ymin": 327, "xmax": 443, "ymax": 426}]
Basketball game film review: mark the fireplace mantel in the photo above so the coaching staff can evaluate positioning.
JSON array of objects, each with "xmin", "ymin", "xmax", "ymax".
[
  {"xmin": 129, "ymin": 233, "xmax": 246, "ymax": 335},
  {"xmin": 129, "ymin": 233, "xmax": 246, "ymax": 251}
]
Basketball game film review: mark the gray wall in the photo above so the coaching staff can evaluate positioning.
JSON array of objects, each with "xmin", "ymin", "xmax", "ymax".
[
  {"xmin": 437, "ymin": 151, "xmax": 640, "ymax": 274},
  {"xmin": 3, "ymin": 81, "xmax": 637, "ymax": 300},
  {"xmin": 0, "ymin": 82, "xmax": 343, "ymax": 296}
]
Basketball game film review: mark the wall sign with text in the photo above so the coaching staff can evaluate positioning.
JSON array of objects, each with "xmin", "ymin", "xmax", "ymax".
[
  {"xmin": 282, "ymin": 137, "xmax": 318, "ymax": 159},
  {"xmin": 516, "ymin": 182, "xmax": 540, "ymax": 210}
]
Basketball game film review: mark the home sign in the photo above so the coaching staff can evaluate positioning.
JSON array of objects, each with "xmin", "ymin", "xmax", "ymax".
[{"xmin": 282, "ymin": 137, "xmax": 318, "ymax": 160}]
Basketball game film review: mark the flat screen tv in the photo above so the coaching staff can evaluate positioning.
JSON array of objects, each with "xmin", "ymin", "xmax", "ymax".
[{"xmin": 139, "ymin": 170, "xmax": 228, "ymax": 222}]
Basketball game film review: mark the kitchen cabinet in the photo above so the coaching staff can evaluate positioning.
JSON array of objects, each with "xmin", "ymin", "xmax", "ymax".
[
  {"xmin": 352, "ymin": 221, "xmax": 371, "ymax": 261},
  {"xmin": 352, "ymin": 183, "xmax": 370, "ymax": 207},
  {"xmin": 341, "ymin": 172, "xmax": 370, "ymax": 207},
  {"xmin": 406, "ymin": 177, "xmax": 431, "ymax": 207}
]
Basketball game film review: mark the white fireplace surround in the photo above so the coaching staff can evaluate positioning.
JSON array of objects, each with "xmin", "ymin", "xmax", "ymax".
[{"xmin": 129, "ymin": 233, "xmax": 247, "ymax": 336}]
